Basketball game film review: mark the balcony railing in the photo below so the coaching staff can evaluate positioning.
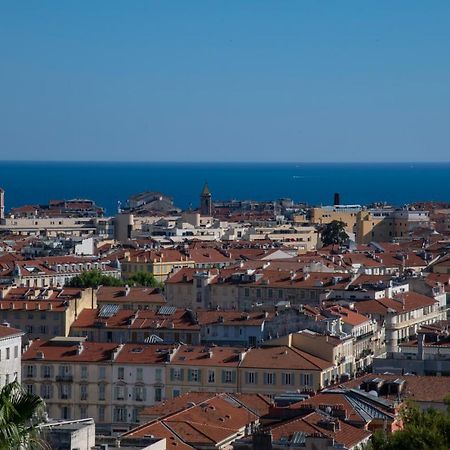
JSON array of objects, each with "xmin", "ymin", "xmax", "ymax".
[{"xmin": 56, "ymin": 375, "xmax": 73, "ymax": 382}]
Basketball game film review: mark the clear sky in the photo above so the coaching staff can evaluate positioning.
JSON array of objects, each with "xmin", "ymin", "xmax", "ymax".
[{"xmin": 1, "ymin": 1, "xmax": 449, "ymax": 162}]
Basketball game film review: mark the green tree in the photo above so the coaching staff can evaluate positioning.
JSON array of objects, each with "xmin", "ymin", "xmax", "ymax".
[
  {"xmin": 0, "ymin": 381, "xmax": 46, "ymax": 449},
  {"xmin": 320, "ymin": 220, "xmax": 349, "ymax": 246},
  {"xmin": 365, "ymin": 401, "xmax": 450, "ymax": 450},
  {"xmin": 66, "ymin": 269, "xmax": 124, "ymax": 288},
  {"xmin": 127, "ymin": 271, "xmax": 162, "ymax": 288}
]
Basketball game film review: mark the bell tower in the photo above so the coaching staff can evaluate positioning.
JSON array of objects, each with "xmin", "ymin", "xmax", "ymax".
[
  {"xmin": 200, "ymin": 183, "xmax": 212, "ymax": 216},
  {"xmin": 0, "ymin": 188, "xmax": 4, "ymax": 220}
]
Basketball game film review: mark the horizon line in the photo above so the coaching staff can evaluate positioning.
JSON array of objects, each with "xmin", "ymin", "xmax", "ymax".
[{"xmin": 1, "ymin": 160, "xmax": 450, "ymax": 164}]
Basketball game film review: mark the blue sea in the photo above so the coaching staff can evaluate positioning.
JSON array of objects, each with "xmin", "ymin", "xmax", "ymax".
[{"xmin": 0, "ymin": 161, "xmax": 449, "ymax": 215}]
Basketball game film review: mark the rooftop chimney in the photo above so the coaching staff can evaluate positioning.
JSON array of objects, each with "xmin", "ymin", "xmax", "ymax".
[{"xmin": 334, "ymin": 192, "xmax": 340, "ymax": 206}]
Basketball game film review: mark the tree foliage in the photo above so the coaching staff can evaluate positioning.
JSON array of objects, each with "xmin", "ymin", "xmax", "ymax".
[
  {"xmin": 0, "ymin": 381, "xmax": 46, "ymax": 450},
  {"xmin": 66, "ymin": 269, "xmax": 124, "ymax": 288},
  {"xmin": 366, "ymin": 401, "xmax": 450, "ymax": 450},
  {"xmin": 126, "ymin": 271, "xmax": 162, "ymax": 288},
  {"xmin": 320, "ymin": 220, "xmax": 349, "ymax": 247}
]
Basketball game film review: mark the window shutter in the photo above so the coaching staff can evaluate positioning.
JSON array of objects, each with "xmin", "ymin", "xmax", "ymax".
[
  {"xmin": 232, "ymin": 371, "xmax": 236, "ymax": 384},
  {"xmin": 255, "ymin": 372, "xmax": 258, "ymax": 384},
  {"xmin": 264, "ymin": 373, "xmax": 267, "ymax": 384},
  {"xmin": 198, "ymin": 369, "xmax": 202, "ymax": 383},
  {"xmin": 114, "ymin": 386, "xmax": 119, "ymax": 400},
  {"xmin": 188, "ymin": 370, "xmax": 192, "ymax": 382},
  {"xmin": 170, "ymin": 368, "xmax": 174, "ymax": 381},
  {"xmin": 180, "ymin": 369, "xmax": 184, "ymax": 381},
  {"xmin": 221, "ymin": 370, "xmax": 226, "ymax": 383},
  {"xmin": 272, "ymin": 373, "xmax": 276, "ymax": 385},
  {"xmin": 143, "ymin": 387, "xmax": 147, "ymax": 401}
]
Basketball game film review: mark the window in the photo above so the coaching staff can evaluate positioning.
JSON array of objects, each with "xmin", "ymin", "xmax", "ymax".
[
  {"xmin": 61, "ymin": 406, "xmax": 71, "ymax": 420},
  {"xmin": 6, "ymin": 348, "xmax": 10, "ymax": 360},
  {"xmin": 136, "ymin": 367, "xmax": 143, "ymax": 382},
  {"xmin": 246, "ymin": 372, "xmax": 257, "ymax": 384},
  {"xmin": 249, "ymin": 336, "xmax": 257, "ymax": 346},
  {"xmin": 98, "ymin": 383, "xmax": 106, "ymax": 401},
  {"xmin": 134, "ymin": 386, "xmax": 146, "ymax": 402},
  {"xmin": 170, "ymin": 368, "xmax": 183, "ymax": 381},
  {"xmin": 264, "ymin": 372, "xmax": 276, "ymax": 385},
  {"xmin": 5, "ymin": 374, "xmax": 9, "ymax": 384},
  {"xmin": 80, "ymin": 384, "xmax": 88, "ymax": 400},
  {"xmin": 42, "ymin": 365, "xmax": 52, "ymax": 378},
  {"xmin": 131, "ymin": 408, "xmax": 139, "ymax": 423},
  {"xmin": 99, "ymin": 366, "xmax": 106, "ymax": 380},
  {"xmin": 300, "ymin": 373, "xmax": 312, "ymax": 387},
  {"xmin": 14, "ymin": 346, "xmax": 18, "ymax": 358},
  {"xmin": 155, "ymin": 368, "xmax": 162, "ymax": 382},
  {"xmin": 173, "ymin": 389, "xmax": 181, "ymax": 398},
  {"xmin": 26, "ymin": 365, "xmax": 35, "ymax": 378},
  {"xmin": 244, "ymin": 288, "xmax": 250, "ymax": 297},
  {"xmin": 115, "ymin": 386, "xmax": 126, "ymax": 401},
  {"xmin": 41, "ymin": 384, "xmax": 52, "ymax": 399},
  {"xmin": 80, "ymin": 405, "xmax": 87, "ymax": 419},
  {"xmin": 26, "ymin": 384, "xmax": 34, "ymax": 395},
  {"xmin": 114, "ymin": 407, "xmax": 127, "ymax": 422},
  {"xmin": 81, "ymin": 366, "xmax": 88, "ymax": 380},
  {"xmin": 98, "ymin": 406, "xmax": 105, "ymax": 422},
  {"xmin": 155, "ymin": 388, "xmax": 162, "ymax": 402},
  {"xmin": 207, "ymin": 370, "xmax": 215, "ymax": 383},
  {"xmin": 118, "ymin": 367, "xmax": 125, "ymax": 380},
  {"xmin": 59, "ymin": 365, "xmax": 71, "ymax": 376},
  {"xmin": 60, "ymin": 384, "xmax": 71, "ymax": 400},
  {"xmin": 189, "ymin": 369, "xmax": 200, "ymax": 382},
  {"xmin": 223, "ymin": 370, "xmax": 234, "ymax": 384},
  {"xmin": 282, "ymin": 372, "xmax": 293, "ymax": 385}
]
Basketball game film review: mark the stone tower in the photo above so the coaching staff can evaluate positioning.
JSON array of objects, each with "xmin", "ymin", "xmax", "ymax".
[
  {"xmin": 0, "ymin": 188, "xmax": 4, "ymax": 220},
  {"xmin": 200, "ymin": 183, "xmax": 212, "ymax": 216}
]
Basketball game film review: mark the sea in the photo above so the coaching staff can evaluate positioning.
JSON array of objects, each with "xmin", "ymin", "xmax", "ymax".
[{"xmin": 1, "ymin": 161, "xmax": 450, "ymax": 215}]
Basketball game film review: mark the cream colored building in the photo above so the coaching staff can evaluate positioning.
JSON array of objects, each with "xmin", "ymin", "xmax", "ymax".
[
  {"xmin": 121, "ymin": 249, "xmax": 195, "ymax": 282},
  {"xmin": 238, "ymin": 345, "xmax": 334, "ymax": 393},
  {"xmin": 165, "ymin": 344, "xmax": 241, "ymax": 399},
  {"xmin": 311, "ymin": 205, "xmax": 361, "ymax": 235},
  {"xmin": 0, "ymin": 216, "xmax": 113, "ymax": 238},
  {"xmin": 22, "ymin": 338, "xmax": 171, "ymax": 433},
  {"xmin": 0, "ymin": 286, "xmax": 93, "ymax": 340},
  {"xmin": 356, "ymin": 209, "xmax": 430, "ymax": 244}
]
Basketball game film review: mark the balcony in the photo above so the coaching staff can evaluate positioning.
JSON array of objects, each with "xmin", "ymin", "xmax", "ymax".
[{"xmin": 56, "ymin": 375, "xmax": 73, "ymax": 382}]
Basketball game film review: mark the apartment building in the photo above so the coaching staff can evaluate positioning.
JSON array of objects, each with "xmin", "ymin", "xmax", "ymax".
[
  {"xmin": 165, "ymin": 345, "xmax": 242, "ymax": 399},
  {"xmin": 0, "ymin": 286, "xmax": 93, "ymax": 340},
  {"xmin": 0, "ymin": 256, "xmax": 120, "ymax": 288},
  {"xmin": 22, "ymin": 337, "xmax": 173, "ymax": 433},
  {"xmin": 0, "ymin": 324, "xmax": 23, "ymax": 387},
  {"xmin": 165, "ymin": 267, "xmax": 353, "ymax": 311},
  {"xmin": 96, "ymin": 286, "xmax": 166, "ymax": 311},
  {"xmin": 311, "ymin": 205, "xmax": 362, "ymax": 235},
  {"xmin": 355, "ymin": 291, "xmax": 446, "ymax": 352},
  {"xmin": 356, "ymin": 208, "xmax": 430, "ymax": 244},
  {"xmin": 238, "ymin": 345, "xmax": 334, "ymax": 393},
  {"xmin": 70, "ymin": 306, "xmax": 201, "ymax": 345},
  {"xmin": 0, "ymin": 216, "xmax": 113, "ymax": 238},
  {"xmin": 121, "ymin": 249, "xmax": 195, "ymax": 282}
]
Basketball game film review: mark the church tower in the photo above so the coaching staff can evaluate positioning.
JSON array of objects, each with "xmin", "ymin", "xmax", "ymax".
[
  {"xmin": 0, "ymin": 188, "xmax": 4, "ymax": 220},
  {"xmin": 200, "ymin": 183, "xmax": 212, "ymax": 216}
]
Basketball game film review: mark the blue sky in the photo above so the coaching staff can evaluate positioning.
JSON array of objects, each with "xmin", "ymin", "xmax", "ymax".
[{"xmin": 1, "ymin": 1, "xmax": 449, "ymax": 162}]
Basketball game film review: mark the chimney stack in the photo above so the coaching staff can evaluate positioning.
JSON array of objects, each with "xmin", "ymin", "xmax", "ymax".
[{"xmin": 333, "ymin": 192, "xmax": 340, "ymax": 206}]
